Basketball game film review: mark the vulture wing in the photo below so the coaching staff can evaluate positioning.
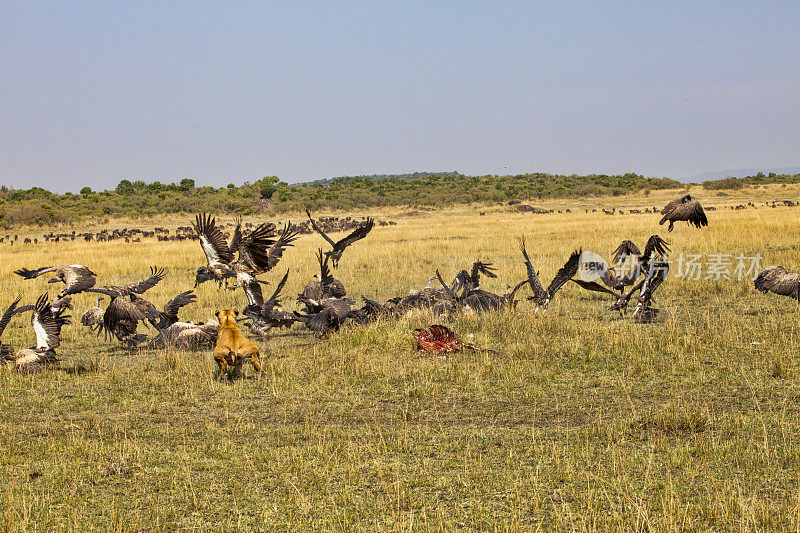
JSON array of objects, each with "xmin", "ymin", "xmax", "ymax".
[
  {"xmin": 262, "ymin": 224, "xmax": 301, "ymax": 272},
  {"xmin": 571, "ymin": 279, "xmax": 620, "ymax": 297},
  {"xmin": 228, "ymin": 215, "xmax": 243, "ymax": 254},
  {"xmin": 333, "ymin": 218, "xmax": 375, "ymax": 253},
  {"xmin": 162, "ymin": 290, "xmax": 197, "ymax": 319},
  {"xmin": 0, "ymin": 295, "xmax": 22, "ymax": 340},
  {"xmin": 13, "ymin": 265, "xmax": 60, "ymax": 279},
  {"xmin": 32, "ymin": 294, "xmax": 70, "ymax": 350},
  {"xmin": 235, "ymin": 222, "xmax": 277, "ymax": 273},
  {"xmin": 193, "ymin": 213, "xmax": 235, "ymax": 266},
  {"xmin": 547, "ymin": 249, "xmax": 582, "ymax": 298},
  {"xmin": 306, "ymin": 208, "xmax": 337, "ymax": 248},
  {"xmin": 87, "ymin": 266, "xmax": 166, "ymax": 297},
  {"xmin": 611, "ymin": 240, "xmax": 641, "ymax": 265},
  {"xmin": 520, "ymin": 237, "xmax": 548, "ymax": 302},
  {"xmin": 754, "ymin": 266, "xmax": 800, "ymax": 299}
]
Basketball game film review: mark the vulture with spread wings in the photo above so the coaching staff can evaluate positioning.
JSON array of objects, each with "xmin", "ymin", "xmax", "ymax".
[
  {"xmin": 84, "ymin": 266, "xmax": 166, "ymax": 298},
  {"xmin": 520, "ymin": 238, "xmax": 581, "ymax": 309},
  {"xmin": 194, "ymin": 213, "xmax": 299, "ymax": 291},
  {"xmin": 1, "ymin": 294, "xmax": 71, "ymax": 374},
  {"xmin": 14, "ymin": 264, "xmax": 97, "ymax": 296},
  {"xmin": 572, "ymin": 235, "xmax": 670, "ymax": 298},
  {"xmin": 306, "ymin": 208, "xmax": 374, "ymax": 268},
  {"xmin": 659, "ymin": 194, "xmax": 708, "ymax": 232}
]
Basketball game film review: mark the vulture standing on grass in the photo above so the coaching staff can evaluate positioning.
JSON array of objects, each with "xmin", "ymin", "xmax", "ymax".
[
  {"xmin": 443, "ymin": 261, "xmax": 527, "ymax": 314},
  {"xmin": 754, "ymin": 266, "xmax": 800, "ymax": 303},
  {"xmin": 293, "ymin": 298, "xmax": 355, "ymax": 335},
  {"xmin": 146, "ymin": 320, "xmax": 220, "ymax": 350},
  {"xmin": 659, "ymin": 194, "xmax": 708, "ymax": 232},
  {"xmin": 306, "ymin": 208, "xmax": 375, "ymax": 268},
  {"xmin": 1, "ymin": 294, "xmax": 71, "ymax": 374},
  {"xmin": 81, "ymin": 297, "xmax": 105, "ymax": 328},
  {"xmin": 14, "ymin": 264, "xmax": 97, "ymax": 296},
  {"xmin": 520, "ymin": 237, "xmax": 582, "ymax": 310}
]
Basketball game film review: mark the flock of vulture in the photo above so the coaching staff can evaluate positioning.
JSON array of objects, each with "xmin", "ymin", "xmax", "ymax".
[{"xmin": 0, "ymin": 193, "xmax": 797, "ymax": 375}]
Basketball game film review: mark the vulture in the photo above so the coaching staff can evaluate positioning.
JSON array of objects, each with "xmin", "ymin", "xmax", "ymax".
[
  {"xmin": 451, "ymin": 261, "xmax": 497, "ymax": 294},
  {"xmin": 84, "ymin": 266, "xmax": 166, "ymax": 298},
  {"xmin": 1, "ymin": 294, "xmax": 70, "ymax": 374},
  {"xmin": 193, "ymin": 213, "xmax": 299, "ymax": 291},
  {"xmin": 632, "ymin": 260, "xmax": 670, "ymax": 323},
  {"xmin": 520, "ymin": 238, "xmax": 581, "ymax": 309},
  {"xmin": 346, "ymin": 296, "xmax": 391, "ymax": 325},
  {"xmin": 754, "ymin": 266, "xmax": 800, "ymax": 303},
  {"xmin": 146, "ymin": 320, "xmax": 220, "ymax": 350},
  {"xmin": 293, "ymin": 298, "xmax": 355, "ymax": 335},
  {"xmin": 306, "ymin": 208, "xmax": 375, "ymax": 268},
  {"xmin": 387, "ymin": 276, "xmax": 450, "ymax": 315},
  {"xmin": 659, "ymin": 194, "xmax": 708, "ymax": 232},
  {"xmin": 242, "ymin": 269, "xmax": 297, "ymax": 337},
  {"xmin": 572, "ymin": 235, "xmax": 670, "ymax": 297},
  {"xmin": 298, "ymin": 249, "xmax": 347, "ymax": 311},
  {"xmin": 81, "ymin": 297, "xmax": 105, "ymax": 328},
  {"xmin": 96, "ymin": 290, "xmax": 196, "ymax": 346},
  {"xmin": 443, "ymin": 261, "xmax": 527, "ymax": 314},
  {"xmin": 14, "ymin": 264, "xmax": 96, "ymax": 296},
  {"xmin": 461, "ymin": 280, "xmax": 529, "ymax": 314}
]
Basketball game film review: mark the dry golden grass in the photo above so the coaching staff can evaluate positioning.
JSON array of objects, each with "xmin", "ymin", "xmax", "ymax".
[{"xmin": 1, "ymin": 184, "xmax": 799, "ymax": 531}]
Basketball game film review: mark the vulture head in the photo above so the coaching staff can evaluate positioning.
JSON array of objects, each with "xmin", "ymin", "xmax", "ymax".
[{"xmin": 194, "ymin": 267, "xmax": 216, "ymax": 287}]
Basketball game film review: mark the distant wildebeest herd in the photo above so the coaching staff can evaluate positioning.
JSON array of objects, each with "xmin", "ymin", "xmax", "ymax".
[
  {"xmin": 1, "ymin": 194, "xmax": 798, "ymax": 377},
  {"xmin": 0, "ymin": 215, "xmax": 396, "ymax": 245}
]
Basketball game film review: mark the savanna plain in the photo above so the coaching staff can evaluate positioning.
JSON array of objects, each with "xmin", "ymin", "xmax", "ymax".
[{"xmin": 1, "ymin": 185, "xmax": 800, "ymax": 531}]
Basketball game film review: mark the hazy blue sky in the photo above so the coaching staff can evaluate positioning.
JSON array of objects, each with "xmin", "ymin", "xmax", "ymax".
[{"xmin": 2, "ymin": 1, "xmax": 799, "ymax": 192}]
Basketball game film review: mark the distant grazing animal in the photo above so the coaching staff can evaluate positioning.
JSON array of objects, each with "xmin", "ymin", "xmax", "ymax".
[
  {"xmin": 754, "ymin": 266, "xmax": 800, "ymax": 303},
  {"xmin": 306, "ymin": 208, "xmax": 374, "ymax": 268},
  {"xmin": 213, "ymin": 309, "xmax": 263, "ymax": 380},
  {"xmin": 659, "ymin": 194, "xmax": 708, "ymax": 231},
  {"xmin": 14, "ymin": 264, "xmax": 97, "ymax": 297}
]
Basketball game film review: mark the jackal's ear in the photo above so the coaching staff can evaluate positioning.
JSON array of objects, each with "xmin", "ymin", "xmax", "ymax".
[
  {"xmin": 234, "ymin": 309, "xmax": 239, "ymax": 316},
  {"xmin": 214, "ymin": 310, "xmax": 220, "ymax": 318}
]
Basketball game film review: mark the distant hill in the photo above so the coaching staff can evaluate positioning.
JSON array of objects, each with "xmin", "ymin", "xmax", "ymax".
[{"xmin": 689, "ymin": 166, "xmax": 800, "ymax": 182}]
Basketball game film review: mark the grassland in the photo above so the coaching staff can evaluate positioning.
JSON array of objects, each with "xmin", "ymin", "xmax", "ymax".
[{"xmin": 1, "ymin": 184, "xmax": 799, "ymax": 531}]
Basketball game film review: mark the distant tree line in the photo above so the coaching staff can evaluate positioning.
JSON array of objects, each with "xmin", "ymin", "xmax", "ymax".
[
  {"xmin": 9, "ymin": 170, "xmax": 794, "ymax": 228},
  {"xmin": 701, "ymin": 172, "xmax": 800, "ymax": 190}
]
